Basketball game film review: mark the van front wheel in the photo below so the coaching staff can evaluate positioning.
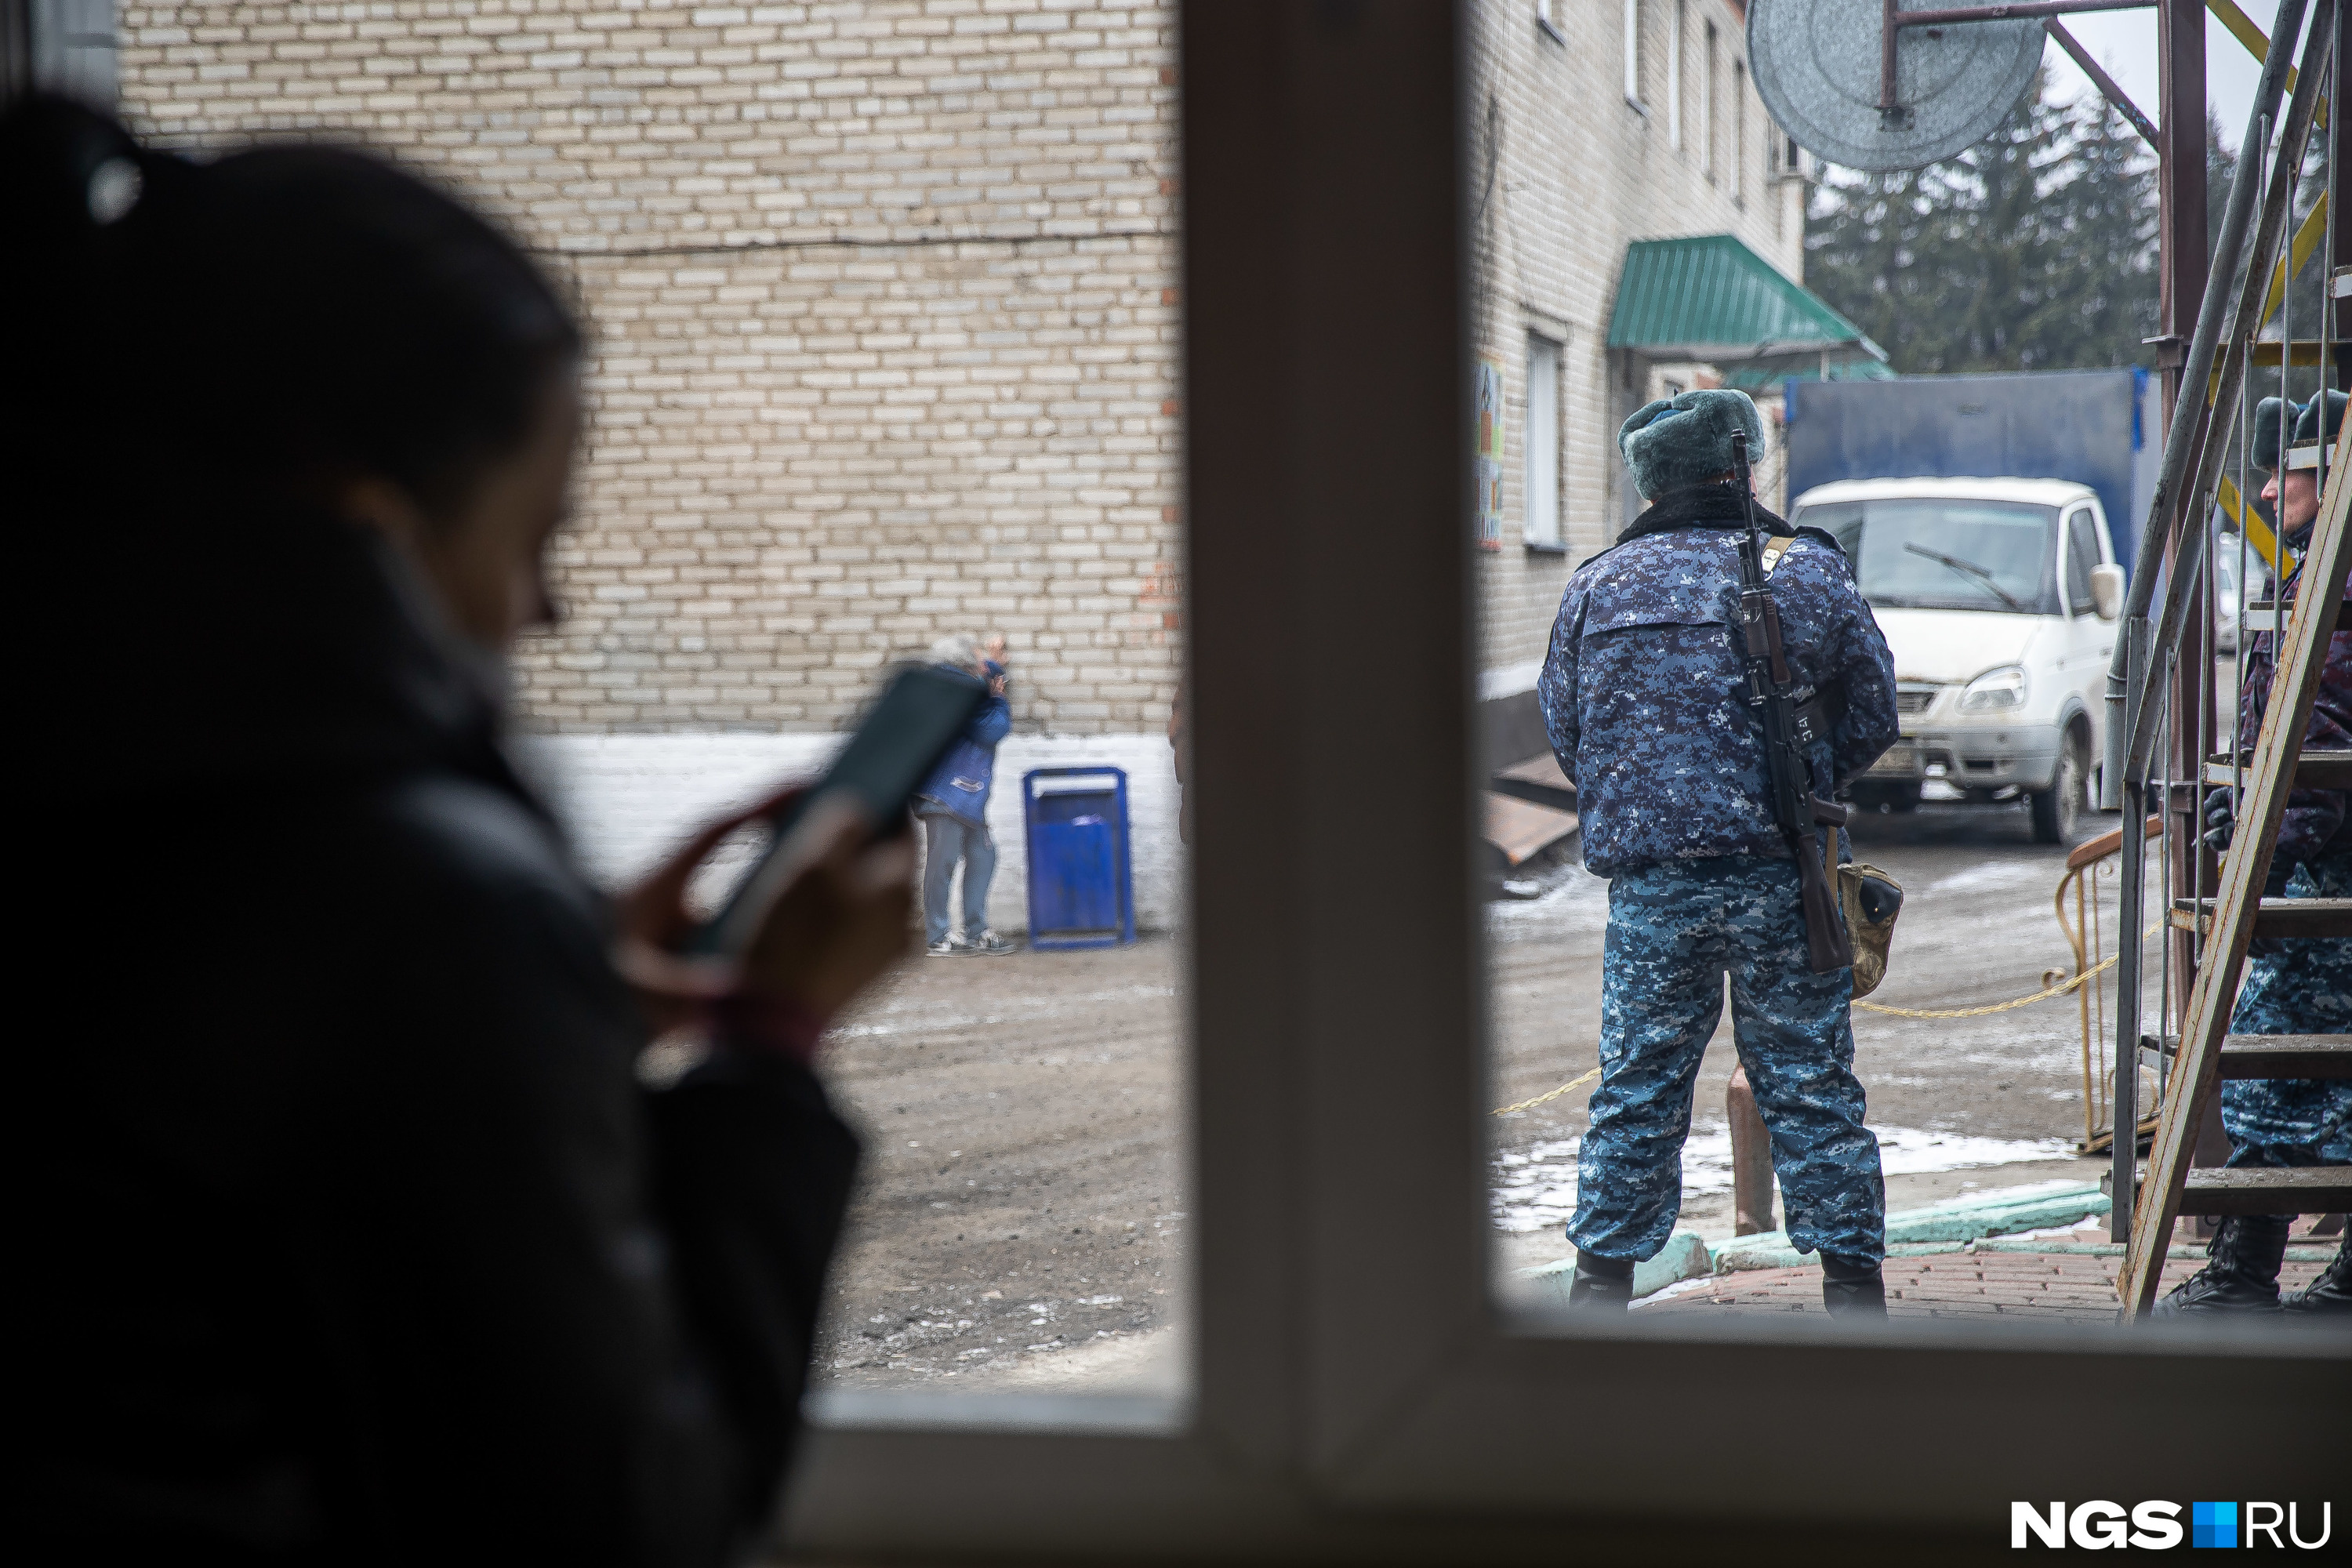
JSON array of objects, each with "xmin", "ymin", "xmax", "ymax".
[{"xmin": 2030, "ymin": 731, "xmax": 2088, "ymax": 844}]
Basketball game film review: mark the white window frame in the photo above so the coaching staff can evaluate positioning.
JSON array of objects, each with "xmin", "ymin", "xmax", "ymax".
[
  {"xmin": 777, "ymin": 7, "xmax": 2345, "ymax": 1558},
  {"xmin": 1623, "ymin": 0, "xmax": 1644, "ymax": 111},
  {"xmin": 1523, "ymin": 332, "xmax": 1563, "ymax": 549}
]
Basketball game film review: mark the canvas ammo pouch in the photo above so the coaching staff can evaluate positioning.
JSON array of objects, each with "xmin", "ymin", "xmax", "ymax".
[{"xmin": 1837, "ymin": 862, "xmax": 1904, "ymax": 999}]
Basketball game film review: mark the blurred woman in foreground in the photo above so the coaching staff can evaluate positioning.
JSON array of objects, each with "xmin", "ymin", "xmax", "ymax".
[{"xmin": 10, "ymin": 99, "xmax": 906, "ymax": 1565}]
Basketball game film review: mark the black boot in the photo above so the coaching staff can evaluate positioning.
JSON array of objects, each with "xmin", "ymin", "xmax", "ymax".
[
  {"xmin": 1820, "ymin": 1252, "xmax": 1886, "ymax": 1317},
  {"xmin": 2281, "ymin": 1235, "xmax": 2352, "ymax": 1316},
  {"xmin": 2151, "ymin": 1214, "xmax": 2291, "ymax": 1316},
  {"xmin": 1567, "ymin": 1250, "xmax": 1632, "ymax": 1312}
]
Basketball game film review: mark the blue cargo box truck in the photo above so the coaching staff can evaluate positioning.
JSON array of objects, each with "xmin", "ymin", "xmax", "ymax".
[
  {"xmin": 1783, "ymin": 368, "xmax": 2157, "ymax": 579},
  {"xmin": 1778, "ymin": 368, "xmax": 2160, "ymax": 840}
]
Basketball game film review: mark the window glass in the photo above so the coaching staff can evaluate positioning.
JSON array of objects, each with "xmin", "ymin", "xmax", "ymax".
[
  {"xmin": 1798, "ymin": 497, "xmax": 2061, "ymax": 615},
  {"xmin": 1624, "ymin": 0, "xmax": 1643, "ymax": 105},
  {"xmin": 1524, "ymin": 335, "xmax": 1563, "ymax": 546},
  {"xmin": 2066, "ymin": 509, "xmax": 2102, "ymax": 616},
  {"xmin": 112, "ymin": 0, "xmax": 1192, "ymax": 1403}
]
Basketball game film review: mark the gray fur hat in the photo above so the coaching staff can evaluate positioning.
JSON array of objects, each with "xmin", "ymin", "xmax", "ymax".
[
  {"xmin": 2250, "ymin": 390, "xmax": 2347, "ymax": 470},
  {"xmin": 1618, "ymin": 387, "xmax": 1766, "ymax": 500}
]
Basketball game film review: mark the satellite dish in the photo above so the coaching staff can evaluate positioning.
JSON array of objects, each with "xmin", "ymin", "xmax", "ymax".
[{"xmin": 1749, "ymin": 0, "xmax": 2044, "ymax": 172}]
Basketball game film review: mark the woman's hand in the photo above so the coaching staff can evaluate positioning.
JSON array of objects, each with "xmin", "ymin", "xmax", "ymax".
[{"xmin": 612, "ymin": 789, "xmax": 917, "ymax": 1039}]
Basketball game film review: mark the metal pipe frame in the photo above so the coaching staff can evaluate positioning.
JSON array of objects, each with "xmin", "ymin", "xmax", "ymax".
[
  {"xmin": 1882, "ymin": 1, "xmax": 2161, "ymax": 117},
  {"xmin": 2045, "ymin": 17, "xmax": 2163, "ymax": 143},
  {"xmin": 2119, "ymin": 7, "xmax": 2330, "ymax": 791},
  {"xmin": 2103, "ymin": 0, "xmax": 2314, "ymax": 812}
]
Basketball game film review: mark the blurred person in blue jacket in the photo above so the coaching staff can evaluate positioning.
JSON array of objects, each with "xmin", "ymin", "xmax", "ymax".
[
  {"xmin": 1537, "ymin": 389, "xmax": 1900, "ymax": 1316},
  {"xmin": 916, "ymin": 633, "xmax": 1016, "ymax": 956}
]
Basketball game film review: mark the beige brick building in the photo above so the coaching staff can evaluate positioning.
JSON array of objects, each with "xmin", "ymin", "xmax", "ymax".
[
  {"xmin": 94, "ymin": 1, "xmax": 1869, "ymax": 916},
  {"xmin": 108, "ymin": 0, "xmax": 1861, "ymax": 728},
  {"xmin": 1467, "ymin": 0, "xmax": 1818, "ymax": 685},
  {"xmin": 116, "ymin": 0, "xmax": 1183, "ymax": 736}
]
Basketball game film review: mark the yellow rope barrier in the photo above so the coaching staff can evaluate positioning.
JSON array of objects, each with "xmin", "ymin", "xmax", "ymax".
[
  {"xmin": 1496, "ymin": 924, "xmax": 2160, "ymax": 1111},
  {"xmin": 1853, "ymin": 919, "xmax": 2162, "ymax": 1019},
  {"xmin": 1851, "ymin": 949, "xmax": 2120, "ymax": 1019},
  {"xmin": 1491, "ymin": 1065, "xmax": 1599, "ymax": 1117}
]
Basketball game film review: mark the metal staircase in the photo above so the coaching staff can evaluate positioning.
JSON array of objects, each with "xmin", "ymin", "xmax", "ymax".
[{"xmin": 2104, "ymin": 0, "xmax": 2352, "ymax": 1315}]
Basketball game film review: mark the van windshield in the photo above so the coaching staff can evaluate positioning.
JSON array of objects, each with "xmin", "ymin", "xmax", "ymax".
[{"xmin": 1793, "ymin": 497, "xmax": 2060, "ymax": 615}]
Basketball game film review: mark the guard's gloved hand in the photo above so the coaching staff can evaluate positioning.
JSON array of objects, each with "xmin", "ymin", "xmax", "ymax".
[{"xmin": 2201, "ymin": 787, "xmax": 2238, "ymax": 854}]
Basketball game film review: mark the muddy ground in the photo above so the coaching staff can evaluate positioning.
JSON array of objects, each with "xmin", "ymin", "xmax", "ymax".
[{"xmin": 812, "ymin": 799, "xmax": 2144, "ymax": 1391}]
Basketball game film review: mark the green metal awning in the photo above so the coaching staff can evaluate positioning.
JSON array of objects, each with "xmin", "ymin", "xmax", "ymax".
[{"xmin": 1606, "ymin": 234, "xmax": 1888, "ymax": 373}]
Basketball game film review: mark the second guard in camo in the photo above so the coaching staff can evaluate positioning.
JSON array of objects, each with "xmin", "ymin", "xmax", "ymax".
[
  {"xmin": 2165, "ymin": 390, "xmax": 2352, "ymax": 1318},
  {"xmin": 1537, "ymin": 388, "xmax": 1902, "ymax": 1315}
]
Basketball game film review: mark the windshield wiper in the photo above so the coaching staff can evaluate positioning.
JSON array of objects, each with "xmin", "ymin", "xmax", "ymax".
[{"xmin": 1902, "ymin": 543, "xmax": 2028, "ymax": 612}]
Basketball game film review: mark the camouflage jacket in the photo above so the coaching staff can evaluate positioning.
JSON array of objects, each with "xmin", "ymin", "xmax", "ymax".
[
  {"xmin": 2234, "ymin": 554, "xmax": 2352, "ymax": 868},
  {"xmin": 1538, "ymin": 485, "xmax": 1900, "ymax": 877}
]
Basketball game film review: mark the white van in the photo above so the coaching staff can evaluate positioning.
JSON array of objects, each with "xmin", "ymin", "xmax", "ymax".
[{"xmin": 1785, "ymin": 477, "xmax": 2126, "ymax": 843}]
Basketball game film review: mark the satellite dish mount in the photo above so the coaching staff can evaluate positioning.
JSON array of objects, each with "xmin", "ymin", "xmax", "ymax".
[
  {"xmin": 1880, "ymin": 2, "xmax": 2158, "ymax": 129},
  {"xmin": 1751, "ymin": 0, "xmax": 2152, "ymax": 173}
]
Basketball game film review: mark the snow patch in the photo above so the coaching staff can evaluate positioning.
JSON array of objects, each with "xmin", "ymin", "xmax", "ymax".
[{"xmin": 1490, "ymin": 1123, "xmax": 2077, "ymax": 1234}]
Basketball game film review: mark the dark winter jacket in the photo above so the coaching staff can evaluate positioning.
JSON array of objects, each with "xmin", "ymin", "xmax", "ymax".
[
  {"xmin": 1537, "ymin": 483, "xmax": 1900, "ymax": 877},
  {"xmin": 22, "ymin": 503, "xmax": 859, "ymax": 1566},
  {"xmin": 914, "ymin": 665, "xmax": 1010, "ymax": 826},
  {"xmin": 2234, "ymin": 546, "xmax": 2352, "ymax": 868}
]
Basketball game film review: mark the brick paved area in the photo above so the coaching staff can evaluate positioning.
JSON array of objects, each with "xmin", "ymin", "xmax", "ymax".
[{"xmin": 1640, "ymin": 1240, "xmax": 2334, "ymax": 1322}]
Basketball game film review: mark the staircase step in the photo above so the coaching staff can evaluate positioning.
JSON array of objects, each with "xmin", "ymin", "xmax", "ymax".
[
  {"xmin": 2168, "ymin": 897, "xmax": 2352, "ymax": 938},
  {"xmin": 2140, "ymin": 1033, "xmax": 2352, "ymax": 1077},
  {"xmin": 2202, "ymin": 749, "xmax": 2352, "ymax": 789},
  {"xmin": 2176, "ymin": 1166, "xmax": 2352, "ymax": 1217}
]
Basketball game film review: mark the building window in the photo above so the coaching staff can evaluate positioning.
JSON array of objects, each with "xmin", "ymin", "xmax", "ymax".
[
  {"xmin": 1523, "ymin": 333, "xmax": 1563, "ymax": 549},
  {"xmin": 1668, "ymin": 1, "xmax": 1684, "ymax": 150},
  {"xmin": 1733, "ymin": 60, "xmax": 1746, "ymax": 203},
  {"xmin": 1701, "ymin": 20, "xmax": 1716, "ymax": 180},
  {"xmin": 1623, "ymin": 0, "xmax": 1643, "ymax": 110}
]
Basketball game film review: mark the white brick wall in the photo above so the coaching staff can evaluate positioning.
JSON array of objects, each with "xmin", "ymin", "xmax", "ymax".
[{"xmin": 518, "ymin": 729, "xmax": 1182, "ymax": 931}]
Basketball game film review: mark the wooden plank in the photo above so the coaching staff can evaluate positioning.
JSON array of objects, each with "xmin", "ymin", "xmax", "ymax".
[
  {"xmin": 2122, "ymin": 413, "xmax": 2352, "ymax": 1315},
  {"xmin": 2203, "ymin": 749, "xmax": 2352, "ymax": 789},
  {"xmin": 2220, "ymin": 1034, "xmax": 2352, "ymax": 1078},
  {"xmin": 1490, "ymin": 753, "xmax": 1577, "ymax": 813},
  {"xmin": 2140, "ymin": 1034, "xmax": 2352, "ymax": 1077},
  {"xmin": 2168, "ymin": 897, "xmax": 2352, "ymax": 938},
  {"xmin": 1482, "ymin": 791, "xmax": 1576, "ymax": 868},
  {"xmin": 2176, "ymin": 1166, "xmax": 2352, "ymax": 1216}
]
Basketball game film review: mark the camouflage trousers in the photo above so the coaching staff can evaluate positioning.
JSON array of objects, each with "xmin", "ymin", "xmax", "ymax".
[
  {"xmin": 2224, "ymin": 850, "xmax": 2352, "ymax": 1167},
  {"xmin": 1569, "ymin": 854, "xmax": 1886, "ymax": 1265}
]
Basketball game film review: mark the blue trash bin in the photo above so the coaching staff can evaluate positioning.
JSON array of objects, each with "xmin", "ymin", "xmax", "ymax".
[{"xmin": 1022, "ymin": 767, "xmax": 1136, "ymax": 949}]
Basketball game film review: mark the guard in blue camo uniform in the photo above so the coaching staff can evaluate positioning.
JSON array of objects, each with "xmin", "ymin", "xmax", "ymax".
[
  {"xmin": 1539, "ymin": 389, "xmax": 1901, "ymax": 1316},
  {"xmin": 2165, "ymin": 390, "xmax": 2352, "ymax": 1317}
]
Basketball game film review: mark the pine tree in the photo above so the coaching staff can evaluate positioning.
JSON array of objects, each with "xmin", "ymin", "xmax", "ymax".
[{"xmin": 1805, "ymin": 75, "xmax": 2160, "ymax": 376}]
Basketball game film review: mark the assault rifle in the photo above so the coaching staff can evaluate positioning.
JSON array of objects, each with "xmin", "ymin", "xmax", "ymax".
[{"xmin": 1730, "ymin": 431, "xmax": 1853, "ymax": 974}]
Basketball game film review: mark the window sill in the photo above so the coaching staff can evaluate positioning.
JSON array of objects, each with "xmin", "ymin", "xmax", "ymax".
[{"xmin": 1523, "ymin": 539, "xmax": 1570, "ymax": 557}]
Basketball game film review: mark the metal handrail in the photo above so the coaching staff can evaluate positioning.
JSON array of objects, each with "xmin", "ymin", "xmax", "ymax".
[
  {"xmin": 2106, "ymin": 0, "xmax": 2341, "ymax": 1243},
  {"xmin": 2056, "ymin": 818, "xmax": 2163, "ymax": 1153}
]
